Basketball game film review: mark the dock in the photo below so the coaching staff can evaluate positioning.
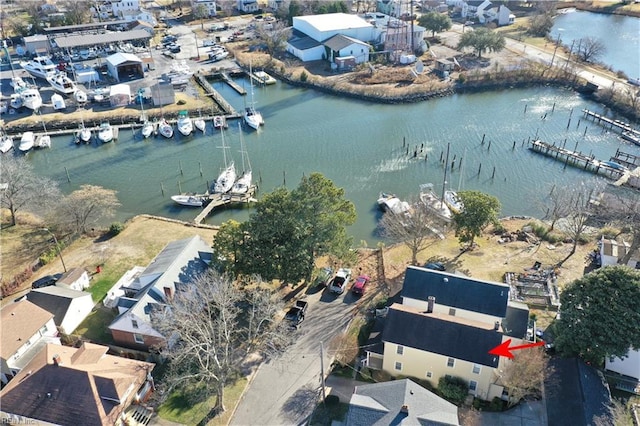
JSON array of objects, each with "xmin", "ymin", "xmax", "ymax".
[
  {"xmin": 220, "ymin": 73, "xmax": 247, "ymax": 95},
  {"xmin": 582, "ymin": 109, "xmax": 640, "ymax": 137},
  {"xmin": 193, "ymin": 72, "xmax": 238, "ymax": 114},
  {"xmin": 192, "ymin": 185, "xmax": 257, "ymax": 224}
]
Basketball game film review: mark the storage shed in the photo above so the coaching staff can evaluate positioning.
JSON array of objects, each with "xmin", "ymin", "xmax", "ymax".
[
  {"xmin": 110, "ymin": 84, "xmax": 132, "ymax": 107},
  {"xmin": 150, "ymin": 83, "xmax": 175, "ymax": 107},
  {"xmin": 106, "ymin": 52, "xmax": 143, "ymax": 82}
]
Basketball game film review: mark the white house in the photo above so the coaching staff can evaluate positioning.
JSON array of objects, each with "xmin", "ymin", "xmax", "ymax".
[
  {"xmin": 599, "ymin": 237, "xmax": 640, "ymax": 268},
  {"xmin": 112, "ymin": 0, "xmax": 140, "ymax": 17},
  {"xmin": 268, "ymin": 0, "xmax": 286, "ymax": 11},
  {"xmin": 192, "ymin": 0, "xmax": 218, "ymax": 16},
  {"xmin": 237, "ymin": 0, "xmax": 260, "ymax": 13},
  {"xmin": 324, "ymin": 34, "xmax": 370, "ymax": 65},
  {"xmin": 27, "ymin": 286, "xmax": 95, "ymax": 335},
  {"xmin": 56, "ymin": 267, "xmax": 90, "ymax": 291},
  {"xmin": 486, "ymin": 4, "xmax": 514, "ymax": 26},
  {"xmin": 466, "ymin": 0, "xmax": 492, "ymax": 23},
  {"xmin": 606, "ymin": 348, "xmax": 640, "ymax": 394},
  {"xmin": 1, "ymin": 300, "xmax": 60, "ymax": 385},
  {"xmin": 121, "ymin": 9, "xmax": 158, "ymax": 27},
  {"xmin": 377, "ymin": 0, "xmax": 404, "ymax": 17}
]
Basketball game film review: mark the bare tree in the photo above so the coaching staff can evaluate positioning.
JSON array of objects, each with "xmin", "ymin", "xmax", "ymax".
[
  {"xmin": 253, "ymin": 21, "xmax": 292, "ymax": 59},
  {"xmin": 576, "ymin": 37, "xmax": 607, "ymax": 63},
  {"xmin": 152, "ymin": 271, "xmax": 290, "ymax": 416},
  {"xmin": 379, "ymin": 198, "xmax": 444, "ymax": 266},
  {"xmin": 497, "ymin": 348, "xmax": 552, "ymax": 407},
  {"xmin": 60, "ymin": 0, "xmax": 91, "ymax": 25},
  {"xmin": 541, "ymin": 184, "xmax": 576, "ymax": 231},
  {"xmin": 55, "ymin": 184, "xmax": 120, "ymax": 235},
  {"xmin": 555, "ymin": 182, "xmax": 599, "ymax": 267},
  {"xmin": 0, "ymin": 156, "xmax": 61, "ymax": 226}
]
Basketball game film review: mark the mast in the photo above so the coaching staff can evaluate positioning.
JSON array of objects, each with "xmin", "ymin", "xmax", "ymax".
[{"xmin": 441, "ymin": 142, "xmax": 450, "ymax": 208}]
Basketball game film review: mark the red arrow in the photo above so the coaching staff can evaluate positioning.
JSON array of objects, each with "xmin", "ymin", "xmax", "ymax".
[{"xmin": 488, "ymin": 339, "xmax": 546, "ymax": 359}]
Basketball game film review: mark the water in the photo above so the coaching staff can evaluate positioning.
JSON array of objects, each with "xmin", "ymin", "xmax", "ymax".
[
  {"xmin": 551, "ymin": 10, "xmax": 640, "ymax": 79},
  {"xmin": 18, "ymin": 80, "xmax": 640, "ymax": 244}
]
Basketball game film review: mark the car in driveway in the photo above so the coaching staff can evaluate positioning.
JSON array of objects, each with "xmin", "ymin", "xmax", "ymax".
[
  {"xmin": 31, "ymin": 273, "xmax": 63, "ymax": 289},
  {"xmin": 203, "ymin": 39, "xmax": 218, "ymax": 47},
  {"xmin": 329, "ymin": 268, "xmax": 352, "ymax": 294},
  {"xmin": 424, "ymin": 262, "xmax": 446, "ymax": 271},
  {"xmin": 351, "ymin": 274, "xmax": 370, "ymax": 295}
]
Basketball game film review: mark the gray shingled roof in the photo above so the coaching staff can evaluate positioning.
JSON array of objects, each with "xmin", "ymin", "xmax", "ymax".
[
  {"xmin": 401, "ymin": 266, "xmax": 509, "ymax": 318},
  {"xmin": 288, "ymin": 34, "xmax": 322, "ymax": 50},
  {"xmin": 382, "ymin": 305, "xmax": 503, "ymax": 368},
  {"xmin": 323, "ymin": 34, "xmax": 368, "ymax": 51},
  {"xmin": 345, "ymin": 379, "xmax": 459, "ymax": 425},
  {"xmin": 27, "ymin": 287, "xmax": 93, "ymax": 327}
]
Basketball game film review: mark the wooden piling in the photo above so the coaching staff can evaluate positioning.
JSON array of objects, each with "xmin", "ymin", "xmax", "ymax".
[
  {"xmin": 179, "ymin": 160, "xmax": 183, "ymax": 175},
  {"xmin": 65, "ymin": 167, "xmax": 70, "ymax": 182},
  {"xmin": 178, "ymin": 181, "xmax": 182, "ymax": 193},
  {"xmin": 487, "ymin": 140, "xmax": 491, "ymax": 150},
  {"xmin": 524, "ymin": 104, "xmax": 527, "ymax": 114},
  {"xmin": 477, "ymin": 163, "xmax": 482, "ymax": 175},
  {"xmin": 481, "ymin": 134, "xmax": 485, "ymax": 145},
  {"xmin": 552, "ymin": 102, "xmax": 555, "ymax": 113},
  {"xmin": 512, "ymin": 141, "xmax": 516, "ymax": 150},
  {"xmin": 491, "ymin": 166, "xmax": 496, "ymax": 179},
  {"xmin": 161, "ymin": 182, "xmax": 165, "ymax": 196},
  {"xmin": 199, "ymin": 162, "xmax": 203, "ymax": 177}
]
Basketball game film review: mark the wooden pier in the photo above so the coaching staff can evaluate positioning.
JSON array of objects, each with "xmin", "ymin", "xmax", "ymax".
[
  {"xmin": 582, "ymin": 109, "xmax": 640, "ymax": 137},
  {"xmin": 193, "ymin": 72, "xmax": 238, "ymax": 114},
  {"xmin": 192, "ymin": 185, "xmax": 257, "ymax": 224},
  {"xmin": 220, "ymin": 73, "xmax": 247, "ymax": 95}
]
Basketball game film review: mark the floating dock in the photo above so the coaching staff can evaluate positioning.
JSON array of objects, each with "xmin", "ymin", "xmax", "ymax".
[
  {"xmin": 192, "ymin": 185, "xmax": 257, "ymax": 224},
  {"xmin": 582, "ymin": 109, "xmax": 640, "ymax": 137}
]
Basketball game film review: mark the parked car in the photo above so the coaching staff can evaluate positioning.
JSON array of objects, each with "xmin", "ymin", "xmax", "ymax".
[
  {"xmin": 31, "ymin": 273, "xmax": 63, "ymax": 289},
  {"xmin": 168, "ymin": 44, "xmax": 181, "ymax": 53},
  {"xmin": 351, "ymin": 274, "xmax": 370, "ymax": 295},
  {"xmin": 285, "ymin": 300, "xmax": 308, "ymax": 327},
  {"xmin": 329, "ymin": 268, "xmax": 352, "ymax": 294},
  {"xmin": 314, "ymin": 267, "xmax": 333, "ymax": 288},
  {"xmin": 203, "ymin": 39, "xmax": 217, "ymax": 47},
  {"xmin": 424, "ymin": 262, "xmax": 446, "ymax": 271}
]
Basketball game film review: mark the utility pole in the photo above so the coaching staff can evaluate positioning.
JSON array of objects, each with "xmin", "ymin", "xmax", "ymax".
[
  {"xmin": 42, "ymin": 228, "xmax": 67, "ymax": 272},
  {"xmin": 320, "ymin": 341, "xmax": 327, "ymax": 404},
  {"xmin": 550, "ymin": 33, "xmax": 561, "ymax": 68}
]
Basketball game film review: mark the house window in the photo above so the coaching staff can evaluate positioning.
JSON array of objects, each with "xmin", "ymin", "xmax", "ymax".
[
  {"xmin": 426, "ymin": 371, "xmax": 432, "ymax": 378},
  {"xmin": 469, "ymin": 380, "xmax": 477, "ymax": 392},
  {"xmin": 396, "ymin": 345, "xmax": 404, "ymax": 355},
  {"xmin": 134, "ymin": 333, "xmax": 144, "ymax": 344},
  {"xmin": 447, "ymin": 358, "xmax": 455, "ymax": 368},
  {"xmin": 394, "ymin": 362, "xmax": 402, "ymax": 371},
  {"xmin": 502, "ymin": 388, "xmax": 509, "ymax": 398},
  {"xmin": 40, "ymin": 324, "xmax": 48, "ymax": 335},
  {"xmin": 449, "ymin": 308, "xmax": 456, "ymax": 316},
  {"xmin": 132, "ymin": 319, "xmax": 138, "ymax": 329},
  {"xmin": 472, "ymin": 364, "xmax": 481, "ymax": 374}
]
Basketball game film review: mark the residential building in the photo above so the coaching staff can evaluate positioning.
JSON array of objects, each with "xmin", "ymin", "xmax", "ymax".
[
  {"xmin": 128, "ymin": 20, "xmax": 156, "ymax": 36},
  {"xmin": 366, "ymin": 303, "xmax": 511, "ymax": 401},
  {"xmin": 599, "ymin": 236, "xmax": 640, "ymax": 268},
  {"xmin": 120, "ymin": 9, "xmax": 158, "ymax": 26},
  {"xmin": 466, "ymin": 0, "xmax": 492, "ymax": 23},
  {"xmin": 192, "ymin": 0, "xmax": 218, "ymax": 17},
  {"xmin": 237, "ymin": 0, "xmax": 260, "ymax": 13},
  {"xmin": 401, "ymin": 266, "xmax": 510, "ymax": 325},
  {"xmin": 324, "ymin": 34, "xmax": 371, "ymax": 66},
  {"xmin": 27, "ymin": 286, "xmax": 95, "ymax": 335},
  {"xmin": 0, "ymin": 342, "xmax": 154, "ymax": 426},
  {"xmin": 108, "ymin": 236, "xmax": 213, "ymax": 351},
  {"xmin": 56, "ymin": 267, "xmax": 91, "ymax": 291},
  {"xmin": 485, "ymin": 4, "xmax": 514, "ymax": 26},
  {"xmin": 112, "ymin": 0, "xmax": 140, "ymax": 17},
  {"xmin": 605, "ymin": 348, "xmax": 640, "ymax": 394},
  {"xmin": 268, "ymin": 0, "xmax": 286, "ymax": 11},
  {"xmin": 345, "ymin": 378, "xmax": 459, "ymax": 425},
  {"xmin": 377, "ymin": 0, "xmax": 404, "ymax": 17},
  {"xmin": 1, "ymin": 300, "xmax": 59, "ymax": 385},
  {"xmin": 22, "ymin": 34, "xmax": 50, "ymax": 55}
]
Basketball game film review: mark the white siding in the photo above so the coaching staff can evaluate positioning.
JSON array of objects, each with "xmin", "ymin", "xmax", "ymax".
[
  {"xmin": 402, "ymin": 296, "xmax": 503, "ymax": 325},
  {"xmin": 606, "ymin": 349, "xmax": 640, "ymax": 381},
  {"xmin": 59, "ymin": 295, "xmax": 95, "ymax": 335}
]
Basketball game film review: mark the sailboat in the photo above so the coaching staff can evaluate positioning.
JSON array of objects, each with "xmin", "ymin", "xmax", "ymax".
[
  {"xmin": 98, "ymin": 121, "xmax": 114, "ymax": 143},
  {"xmin": 137, "ymin": 90, "xmax": 153, "ymax": 138},
  {"xmin": 77, "ymin": 117, "xmax": 91, "ymax": 144},
  {"xmin": 243, "ymin": 62, "xmax": 264, "ymax": 130},
  {"xmin": 34, "ymin": 113, "xmax": 51, "ymax": 149},
  {"xmin": 212, "ymin": 128, "xmax": 236, "ymax": 194},
  {"xmin": 158, "ymin": 118, "xmax": 173, "ymax": 138},
  {"xmin": 194, "ymin": 110, "xmax": 206, "ymax": 133},
  {"xmin": 230, "ymin": 122, "xmax": 252, "ymax": 195}
]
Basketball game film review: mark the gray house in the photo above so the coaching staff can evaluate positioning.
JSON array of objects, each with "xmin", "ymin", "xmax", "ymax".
[{"xmin": 27, "ymin": 286, "xmax": 95, "ymax": 335}]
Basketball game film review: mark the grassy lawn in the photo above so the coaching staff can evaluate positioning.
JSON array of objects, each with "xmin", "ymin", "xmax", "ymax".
[
  {"xmin": 74, "ymin": 306, "xmax": 116, "ymax": 344},
  {"xmin": 157, "ymin": 377, "xmax": 247, "ymax": 426}
]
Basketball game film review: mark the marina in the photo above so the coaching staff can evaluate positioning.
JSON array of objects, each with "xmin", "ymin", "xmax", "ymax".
[{"xmin": 582, "ymin": 109, "xmax": 640, "ymax": 138}]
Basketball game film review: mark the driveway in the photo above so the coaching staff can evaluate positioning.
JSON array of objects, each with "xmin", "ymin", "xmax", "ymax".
[{"xmin": 230, "ymin": 287, "xmax": 361, "ymax": 425}]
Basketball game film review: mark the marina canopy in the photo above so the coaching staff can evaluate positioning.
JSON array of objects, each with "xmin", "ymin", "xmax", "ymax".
[
  {"xmin": 54, "ymin": 30, "xmax": 151, "ymax": 49},
  {"xmin": 43, "ymin": 20, "xmax": 129, "ymax": 34}
]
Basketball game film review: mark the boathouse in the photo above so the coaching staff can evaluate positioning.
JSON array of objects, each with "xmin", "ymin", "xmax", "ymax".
[
  {"xmin": 106, "ymin": 52, "xmax": 144, "ymax": 82},
  {"xmin": 110, "ymin": 84, "xmax": 132, "ymax": 107}
]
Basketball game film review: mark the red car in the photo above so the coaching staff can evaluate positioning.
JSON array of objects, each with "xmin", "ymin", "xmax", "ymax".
[{"xmin": 351, "ymin": 274, "xmax": 370, "ymax": 295}]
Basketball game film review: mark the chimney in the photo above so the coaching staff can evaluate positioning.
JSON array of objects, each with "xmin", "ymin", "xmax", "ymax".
[
  {"xmin": 53, "ymin": 354, "xmax": 61, "ymax": 366},
  {"xmin": 400, "ymin": 404, "xmax": 409, "ymax": 414},
  {"xmin": 427, "ymin": 296, "xmax": 435, "ymax": 313},
  {"xmin": 163, "ymin": 286, "xmax": 173, "ymax": 300},
  {"xmin": 494, "ymin": 321, "xmax": 500, "ymax": 331}
]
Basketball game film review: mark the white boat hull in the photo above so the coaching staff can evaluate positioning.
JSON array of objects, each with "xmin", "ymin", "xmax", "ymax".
[
  {"xmin": 194, "ymin": 119, "xmax": 206, "ymax": 133},
  {"xmin": 141, "ymin": 122, "xmax": 154, "ymax": 138},
  {"xmin": 20, "ymin": 89, "xmax": 42, "ymax": 111},
  {"xmin": 98, "ymin": 123, "xmax": 114, "ymax": 143},
  {"xmin": 46, "ymin": 73, "xmax": 77, "ymax": 95},
  {"xmin": 0, "ymin": 136, "xmax": 14, "ymax": 153},
  {"xmin": 19, "ymin": 132, "xmax": 35, "ymax": 152},
  {"xmin": 419, "ymin": 184, "xmax": 452, "ymax": 223},
  {"xmin": 159, "ymin": 121, "xmax": 173, "ymax": 138},
  {"xmin": 35, "ymin": 135, "xmax": 51, "ymax": 148},
  {"xmin": 213, "ymin": 163, "xmax": 236, "ymax": 194},
  {"xmin": 244, "ymin": 108, "xmax": 263, "ymax": 130},
  {"xmin": 444, "ymin": 190, "xmax": 464, "ymax": 214},
  {"xmin": 79, "ymin": 128, "xmax": 92, "ymax": 143},
  {"xmin": 177, "ymin": 120, "xmax": 193, "ymax": 136},
  {"xmin": 171, "ymin": 195, "xmax": 204, "ymax": 207},
  {"xmin": 230, "ymin": 171, "xmax": 252, "ymax": 194},
  {"xmin": 75, "ymin": 90, "xmax": 88, "ymax": 103}
]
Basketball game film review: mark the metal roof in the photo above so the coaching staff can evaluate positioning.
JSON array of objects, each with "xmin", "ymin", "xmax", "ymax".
[
  {"xmin": 54, "ymin": 29, "xmax": 151, "ymax": 49},
  {"xmin": 43, "ymin": 20, "xmax": 129, "ymax": 32}
]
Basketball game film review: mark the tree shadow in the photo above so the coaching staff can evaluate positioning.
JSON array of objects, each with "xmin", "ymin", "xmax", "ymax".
[{"xmin": 281, "ymin": 384, "xmax": 320, "ymax": 423}]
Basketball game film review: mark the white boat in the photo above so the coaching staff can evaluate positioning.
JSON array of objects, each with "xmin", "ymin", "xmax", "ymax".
[
  {"xmin": 0, "ymin": 133, "xmax": 14, "ymax": 153},
  {"xmin": 377, "ymin": 193, "xmax": 411, "ymax": 216},
  {"xmin": 419, "ymin": 184, "xmax": 452, "ymax": 223},
  {"xmin": 20, "ymin": 88, "xmax": 42, "ymax": 111},
  {"xmin": 253, "ymin": 70, "xmax": 277, "ymax": 85},
  {"xmin": 10, "ymin": 76, "xmax": 28, "ymax": 91},
  {"xmin": 159, "ymin": 119, "xmax": 173, "ymax": 138},
  {"xmin": 444, "ymin": 190, "xmax": 464, "ymax": 214},
  {"xmin": 78, "ymin": 123, "xmax": 92, "ymax": 143},
  {"xmin": 20, "ymin": 56, "xmax": 57, "ymax": 80},
  {"xmin": 19, "ymin": 132, "xmax": 35, "ymax": 152},
  {"xmin": 194, "ymin": 115, "xmax": 206, "ymax": 133},
  {"xmin": 171, "ymin": 195, "xmax": 204, "ymax": 207},
  {"xmin": 621, "ymin": 131, "xmax": 640, "ymax": 146},
  {"xmin": 213, "ymin": 129, "xmax": 236, "ymax": 194},
  {"xmin": 75, "ymin": 90, "xmax": 88, "ymax": 103},
  {"xmin": 35, "ymin": 134, "xmax": 51, "ymax": 148},
  {"xmin": 244, "ymin": 62, "xmax": 264, "ymax": 130},
  {"xmin": 46, "ymin": 72, "xmax": 77, "ymax": 94},
  {"xmin": 97, "ymin": 122, "xmax": 114, "ymax": 143},
  {"xmin": 231, "ymin": 122, "xmax": 252, "ymax": 195},
  {"xmin": 213, "ymin": 115, "xmax": 227, "ymax": 129},
  {"xmin": 9, "ymin": 93, "xmax": 23, "ymax": 110},
  {"xmin": 176, "ymin": 111, "xmax": 193, "ymax": 136},
  {"xmin": 141, "ymin": 121, "xmax": 154, "ymax": 138},
  {"xmin": 51, "ymin": 93, "xmax": 66, "ymax": 110}
]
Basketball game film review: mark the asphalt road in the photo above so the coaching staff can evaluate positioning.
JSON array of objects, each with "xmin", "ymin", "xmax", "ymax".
[{"xmin": 230, "ymin": 286, "xmax": 362, "ymax": 425}]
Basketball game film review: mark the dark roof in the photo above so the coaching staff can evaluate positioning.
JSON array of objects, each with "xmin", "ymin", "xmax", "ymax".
[
  {"xmin": 503, "ymin": 302, "xmax": 529, "ymax": 339},
  {"xmin": 383, "ymin": 304, "xmax": 503, "ymax": 368},
  {"xmin": 323, "ymin": 34, "xmax": 367, "ymax": 51},
  {"xmin": 401, "ymin": 266, "xmax": 509, "ymax": 318},
  {"xmin": 27, "ymin": 287, "xmax": 92, "ymax": 326},
  {"xmin": 287, "ymin": 33, "xmax": 322, "ymax": 50},
  {"xmin": 545, "ymin": 357, "xmax": 611, "ymax": 426},
  {"xmin": 43, "ymin": 20, "xmax": 129, "ymax": 32},
  {"xmin": 346, "ymin": 379, "xmax": 459, "ymax": 425},
  {"xmin": 364, "ymin": 316, "xmax": 385, "ymax": 355},
  {"xmin": 54, "ymin": 30, "xmax": 151, "ymax": 49}
]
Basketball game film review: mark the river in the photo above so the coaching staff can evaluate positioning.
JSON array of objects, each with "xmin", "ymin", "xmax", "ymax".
[
  {"xmin": 21, "ymin": 80, "xmax": 640, "ymax": 244},
  {"xmin": 551, "ymin": 9, "xmax": 640, "ymax": 79}
]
